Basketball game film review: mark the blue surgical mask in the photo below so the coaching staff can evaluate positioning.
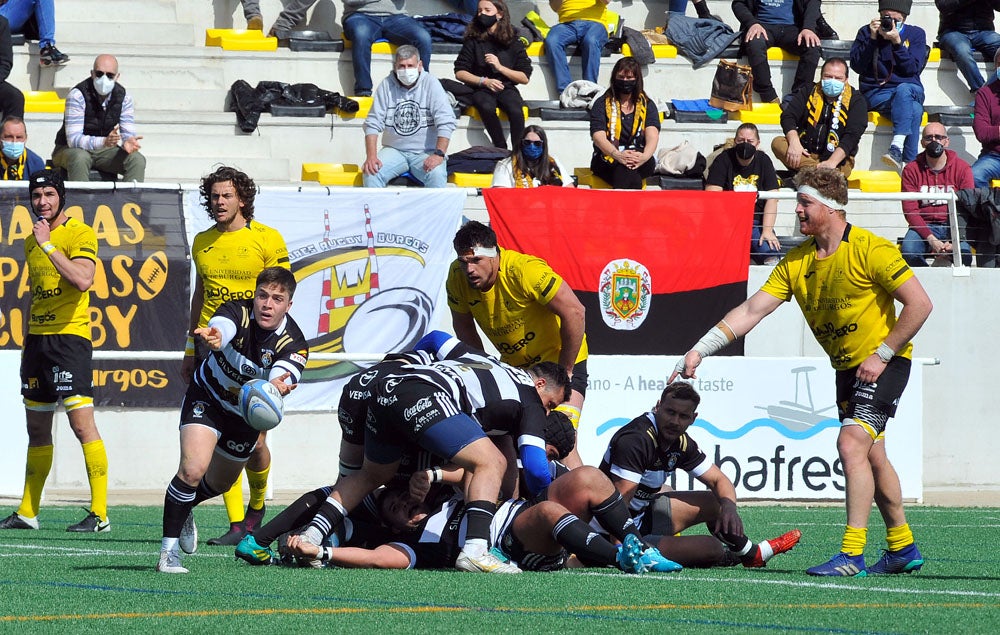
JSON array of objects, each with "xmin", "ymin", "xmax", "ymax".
[
  {"xmin": 1, "ymin": 140, "xmax": 24, "ymax": 159},
  {"xmin": 521, "ymin": 141, "xmax": 544, "ymax": 160},
  {"xmin": 996, "ymin": 68, "xmax": 1000, "ymax": 83},
  {"xmin": 821, "ymin": 79, "xmax": 845, "ymax": 98}
]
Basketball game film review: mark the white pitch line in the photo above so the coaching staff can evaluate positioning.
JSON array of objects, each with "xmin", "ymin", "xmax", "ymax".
[{"xmin": 568, "ymin": 570, "xmax": 1000, "ymax": 599}]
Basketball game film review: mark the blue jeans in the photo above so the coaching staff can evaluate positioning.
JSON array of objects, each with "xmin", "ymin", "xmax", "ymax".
[
  {"xmin": 668, "ymin": 0, "xmax": 689, "ymax": 12},
  {"xmin": 900, "ymin": 224, "xmax": 972, "ymax": 267},
  {"xmin": 363, "ymin": 146, "xmax": 448, "ymax": 188},
  {"xmin": 863, "ymin": 83, "xmax": 925, "ymax": 162},
  {"xmin": 750, "ymin": 225, "xmax": 783, "ymax": 264},
  {"xmin": 544, "ymin": 20, "xmax": 608, "ymax": 93},
  {"xmin": 343, "ymin": 13, "xmax": 432, "ymax": 95},
  {"xmin": 938, "ymin": 30, "xmax": 1000, "ymax": 92},
  {"xmin": 972, "ymin": 151, "xmax": 1000, "ymax": 188},
  {"xmin": 0, "ymin": 0, "xmax": 56, "ymax": 47}
]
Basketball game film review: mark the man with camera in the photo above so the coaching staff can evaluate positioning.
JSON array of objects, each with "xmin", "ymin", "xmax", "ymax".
[{"xmin": 849, "ymin": 0, "xmax": 928, "ymax": 173}]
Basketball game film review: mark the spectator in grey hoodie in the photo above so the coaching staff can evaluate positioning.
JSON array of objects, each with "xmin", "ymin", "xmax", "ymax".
[{"xmin": 362, "ymin": 45, "xmax": 457, "ymax": 188}]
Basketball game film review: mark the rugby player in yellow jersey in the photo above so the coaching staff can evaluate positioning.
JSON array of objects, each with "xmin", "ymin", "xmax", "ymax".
[
  {"xmin": 670, "ymin": 168, "xmax": 933, "ymax": 577},
  {"xmin": 183, "ymin": 166, "xmax": 290, "ymax": 546},
  {"xmin": 446, "ymin": 221, "xmax": 588, "ymax": 468},
  {"xmin": 0, "ymin": 170, "xmax": 109, "ymax": 533}
]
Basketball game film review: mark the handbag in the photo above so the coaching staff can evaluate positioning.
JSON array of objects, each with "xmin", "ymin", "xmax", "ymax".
[{"xmin": 709, "ymin": 60, "xmax": 753, "ymax": 112}]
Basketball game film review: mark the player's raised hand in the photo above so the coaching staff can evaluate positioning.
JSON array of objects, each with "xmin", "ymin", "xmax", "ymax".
[
  {"xmin": 194, "ymin": 326, "xmax": 223, "ymax": 350},
  {"xmin": 269, "ymin": 372, "xmax": 296, "ymax": 396},
  {"xmin": 668, "ymin": 350, "xmax": 702, "ymax": 383}
]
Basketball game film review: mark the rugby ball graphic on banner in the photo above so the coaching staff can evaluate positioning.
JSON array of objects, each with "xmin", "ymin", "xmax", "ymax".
[{"xmin": 239, "ymin": 379, "xmax": 284, "ymax": 431}]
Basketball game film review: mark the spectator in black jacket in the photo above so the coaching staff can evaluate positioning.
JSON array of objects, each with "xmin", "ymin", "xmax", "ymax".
[
  {"xmin": 0, "ymin": 16, "xmax": 24, "ymax": 121},
  {"xmin": 935, "ymin": 0, "xmax": 1000, "ymax": 93}
]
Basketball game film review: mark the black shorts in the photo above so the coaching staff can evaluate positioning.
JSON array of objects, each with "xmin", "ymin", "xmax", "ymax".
[
  {"xmin": 570, "ymin": 358, "xmax": 588, "ymax": 397},
  {"xmin": 497, "ymin": 499, "xmax": 567, "ymax": 572},
  {"xmin": 179, "ymin": 382, "xmax": 259, "ymax": 461},
  {"xmin": 20, "ymin": 333, "xmax": 93, "ymax": 403},
  {"xmin": 366, "ymin": 376, "xmax": 485, "ymax": 464},
  {"xmin": 835, "ymin": 356, "xmax": 911, "ymax": 436}
]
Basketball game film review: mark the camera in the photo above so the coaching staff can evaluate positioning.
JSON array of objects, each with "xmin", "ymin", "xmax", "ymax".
[{"xmin": 880, "ymin": 15, "xmax": 895, "ymax": 32}]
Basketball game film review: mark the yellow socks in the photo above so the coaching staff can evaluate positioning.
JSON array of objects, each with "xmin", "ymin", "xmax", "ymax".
[
  {"xmin": 16, "ymin": 445, "xmax": 53, "ymax": 519},
  {"xmin": 245, "ymin": 464, "xmax": 270, "ymax": 512},
  {"xmin": 81, "ymin": 439, "xmax": 109, "ymax": 521},
  {"xmin": 886, "ymin": 523, "xmax": 915, "ymax": 551},
  {"xmin": 222, "ymin": 473, "xmax": 246, "ymax": 524},
  {"xmin": 840, "ymin": 525, "xmax": 868, "ymax": 557}
]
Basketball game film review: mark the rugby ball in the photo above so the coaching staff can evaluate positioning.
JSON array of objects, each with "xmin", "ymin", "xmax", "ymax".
[{"xmin": 239, "ymin": 379, "xmax": 284, "ymax": 431}]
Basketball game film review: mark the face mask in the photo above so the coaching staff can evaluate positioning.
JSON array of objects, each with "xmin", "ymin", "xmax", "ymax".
[
  {"xmin": 925, "ymin": 141, "xmax": 945, "ymax": 159},
  {"xmin": 93, "ymin": 75, "xmax": 116, "ymax": 96},
  {"xmin": 996, "ymin": 68, "xmax": 1000, "ymax": 83},
  {"xmin": 521, "ymin": 141, "xmax": 544, "ymax": 160},
  {"xmin": 395, "ymin": 67, "xmax": 419, "ymax": 86},
  {"xmin": 475, "ymin": 13, "xmax": 498, "ymax": 29},
  {"xmin": 1, "ymin": 141, "xmax": 24, "ymax": 159},
  {"xmin": 613, "ymin": 79, "xmax": 637, "ymax": 95},
  {"xmin": 734, "ymin": 141, "xmax": 756, "ymax": 161},
  {"xmin": 821, "ymin": 78, "xmax": 845, "ymax": 98}
]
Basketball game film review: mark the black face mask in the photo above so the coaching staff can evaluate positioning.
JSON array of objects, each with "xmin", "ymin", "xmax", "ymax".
[
  {"xmin": 475, "ymin": 13, "xmax": 498, "ymax": 29},
  {"xmin": 925, "ymin": 141, "xmax": 945, "ymax": 159},
  {"xmin": 613, "ymin": 79, "xmax": 637, "ymax": 95},
  {"xmin": 735, "ymin": 141, "xmax": 756, "ymax": 161}
]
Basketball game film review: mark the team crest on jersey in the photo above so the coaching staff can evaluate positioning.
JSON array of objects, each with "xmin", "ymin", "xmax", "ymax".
[
  {"xmin": 599, "ymin": 259, "xmax": 651, "ymax": 330},
  {"xmin": 192, "ymin": 401, "xmax": 207, "ymax": 418},
  {"xmin": 666, "ymin": 453, "xmax": 679, "ymax": 471},
  {"xmin": 260, "ymin": 350, "xmax": 274, "ymax": 367}
]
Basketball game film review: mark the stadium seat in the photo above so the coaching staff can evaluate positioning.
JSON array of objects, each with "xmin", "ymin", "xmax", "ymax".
[
  {"xmin": 735, "ymin": 102, "xmax": 781, "ymax": 125},
  {"xmin": 622, "ymin": 43, "xmax": 677, "ymax": 59},
  {"xmin": 301, "ymin": 163, "xmax": 363, "ymax": 186},
  {"xmin": 767, "ymin": 47, "xmax": 799, "ymax": 61},
  {"xmin": 205, "ymin": 29, "xmax": 278, "ymax": 51},
  {"xmin": 24, "ymin": 91, "xmax": 65, "ymax": 113},
  {"xmin": 574, "ymin": 167, "xmax": 612, "ymax": 189},
  {"xmin": 337, "ymin": 96, "xmax": 372, "ymax": 119},
  {"xmin": 847, "ymin": 170, "xmax": 901, "ymax": 192},
  {"xmin": 340, "ymin": 39, "xmax": 397, "ymax": 55},
  {"xmin": 927, "ymin": 47, "xmax": 942, "ymax": 62},
  {"xmin": 925, "ymin": 105, "xmax": 974, "ymax": 127},
  {"xmin": 539, "ymin": 108, "xmax": 589, "ymax": 121},
  {"xmin": 869, "ymin": 111, "xmax": 929, "ymax": 127},
  {"xmin": 463, "ymin": 106, "xmax": 530, "ymax": 122},
  {"xmin": 448, "ymin": 172, "xmax": 493, "ymax": 187}
]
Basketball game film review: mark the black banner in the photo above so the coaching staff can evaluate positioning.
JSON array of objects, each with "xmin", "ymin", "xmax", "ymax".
[{"xmin": 0, "ymin": 187, "xmax": 190, "ymax": 406}]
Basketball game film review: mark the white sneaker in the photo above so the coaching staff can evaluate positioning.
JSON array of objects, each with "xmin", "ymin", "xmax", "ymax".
[
  {"xmin": 455, "ymin": 548, "xmax": 521, "ymax": 573},
  {"xmin": 179, "ymin": 512, "xmax": 198, "ymax": 554},
  {"xmin": 156, "ymin": 550, "xmax": 188, "ymax": 574}
]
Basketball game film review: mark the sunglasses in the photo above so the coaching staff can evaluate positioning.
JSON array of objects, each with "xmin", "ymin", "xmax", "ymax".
[
  {"xmin": 521, "ymin": 140, "xmax": 543, "ymax": 148},
  {"xmin": 922, "ymin": 134, "xmax": 947, "ymax": 142},
  {"xmin": 93, "ymin": 70, "xmax": 117, "ymax": 79}
]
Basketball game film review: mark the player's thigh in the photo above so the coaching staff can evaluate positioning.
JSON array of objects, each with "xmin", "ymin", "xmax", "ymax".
[
  {"xmin": 510, "ymin": 501, "xmax": 563, "ymax": 554},
  {"xmin": 177, "ymin": 424, "xmax": 222, "ymax": 484},
  {"xmin": 203, "ymin": 451, "xmax": 247, "ymax": 493},
  {"xmin": 662, "ymin": 490, "xmax": 721, "ymax": 532}
]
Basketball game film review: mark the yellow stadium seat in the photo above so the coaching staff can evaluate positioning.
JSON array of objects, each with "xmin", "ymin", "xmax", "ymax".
[
  {"xmin": 24, "ymin": 90, "xmax": 65, "ymax": 113},
  {"xmin": 767, "ymin": 47, "xmax": 799, "ymax": 61},
  {"xmin": 622, "ymin": 43, "xmax": 677, "ymax": 58},
  {"xmin": 205, "ymin": 29, "xmax": 277, "ymax": 51},
  {"xmin": 525, "ymin": 41, "xmax": 544, "ymax": 56},
  {"xmin": 848, "ymin": 170, "xmax": 901, "ymax": 192},
  {"xmin": 448, "ymin": 172, "xmax": 493, "ymax": 188},
  {"xmin": 463, "ymin": 106, "xmax": 529, "ymax": 121},
  {"xmin": 337, "ymin": 96, "xmax": 372, "ymax": 119},
  {"xmin": 302, "ymin": 163, "xmax": 363, "ymax": 186},
  {"xmin": 735, "ymin": 102, "xmax": 782, "ymax": 125},
  {"xmin": 574, "ymin": 167, "xmax": 612, "ymax": 189},
  {"xmin": 928, "ymin": 47, "xmax": 941, "ymax": 62},
  {"xmin": 991, "ymin": 179, "xmax": 1000, "ymax": 188},
  {"xmin": 869, "ymin": 111, "xmax": 928, "ymax": 127}
]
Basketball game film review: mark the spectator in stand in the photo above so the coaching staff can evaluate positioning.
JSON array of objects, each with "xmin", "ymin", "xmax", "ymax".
[
  {"xmin": 934, "ymin": 0, "xmax": 1000, "ymax": 94},
  {"xmin": 0, "ymin": 15, "xmax": 23, "ymax": 120},
  {"xmin": 732, "ymin": 0, "xmax": 823, "ymax": 105},
  {"xmin": 451, "ymin": 0, "xmax": 531, "ymax": 150},
  {"xmin": 544, "ymin": 0, "xmax": 611, "ymax": 95},
  {"xmin": 0, "ymin": 0, "xmax": 68, "ymax": 65},
  {"xmin": 51, "ymin": 54, "xmax": 145, "ymax": 182},
  {"xmin": 266, "ymin": 0, "xmax": 316, "ymax": 36},
  {"xmin": 589, "ymin": 56, "xmax": 660, "ymax": 190},
  {"xmin": 668, "ymin": 0, "xmax": 718, "ymax": 20},
  {"xmin": 971, "ymin": 49, "xmax": 1000, "ymax": 188},
  {"xmin": 900, "ymin": 122, "xmax": 973, "ymax": 267},
  {"xmin": 238, "ymin": 1, "xmax": 263, "ymax": 30},
  {"xmin": 362, "ymin": 45, "xmax": 456, "ymax": 188},
  {"xmin": 491, "ymin": 125, "xmax": 574, "ymax": 188},
  {"xmin": 343, "ymin": 0, "xmax": 432, "ymax": 97},
  {"xmin": 850, "ymin": 0, "xmax": 927, "ymax": 172},
  {"xmin": 0, "ymin": 116, "xmax": 44, "ymax": 180},
  {"xmin": 706, "ymin": 123, "xmax": 782, "ymax": 265},
  {"xmin": 772, "ymin": 57, "xmax": 868, "ymax": 178}
]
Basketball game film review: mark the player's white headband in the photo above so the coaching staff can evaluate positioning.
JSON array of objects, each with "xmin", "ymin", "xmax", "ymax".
[
  {"xmin": 463, "ymin": 246, "xmax": 498, "ymax": 258},
  {"xmin": 797, "ymin": 185, "xmax": 846, "ymax": 210}
]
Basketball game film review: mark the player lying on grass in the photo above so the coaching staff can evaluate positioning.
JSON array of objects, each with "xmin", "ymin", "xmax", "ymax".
[{"xmin": 600, "ymin": 381, "xmax": 802, "ymax": 569}]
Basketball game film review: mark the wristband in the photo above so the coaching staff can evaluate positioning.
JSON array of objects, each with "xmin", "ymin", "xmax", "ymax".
[
  {"xmin": 185, "ymin": 334, "xmax": 195, "ymax": 355},
  {"xmin": 479, "ymin": 76, "xmax": 485, "ymax": 86},
  {"xmin": 428, "ymin": 467, "xmax": 444, "ymax": 483},
  {"xmin": 319, "ymin": 546, "xmax": 331, "ymax": 562},
  {"xmin": 41, "ymin": 242, "xmax": 56, "ymax": 255},
  {"xmin": 875, "ymin": 342, "xmax": 895, "ymax": 363}
]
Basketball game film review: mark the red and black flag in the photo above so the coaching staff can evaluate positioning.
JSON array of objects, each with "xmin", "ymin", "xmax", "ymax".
[{"xmin": 484, "ymin": 187, "xmax": 756, "ymax": 355}]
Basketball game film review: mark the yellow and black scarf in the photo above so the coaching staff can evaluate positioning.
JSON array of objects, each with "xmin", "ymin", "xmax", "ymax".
[
  {"xmin": 602, "ymin": 95, "xmax": 647, "ymax": 163},
  {"xmin": 802, "ymin": 83, "xmax": 853, "ymax": 157},
  {"xmin": 1, "ymin": 153, "xmax": 26, "ymax": 180},
  {"xmin": 513, "ymin": 157, "xmax": 563, "ymax": 188}
]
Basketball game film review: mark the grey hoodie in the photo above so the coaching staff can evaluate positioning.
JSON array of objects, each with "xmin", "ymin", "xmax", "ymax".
[{"xmin": 364, "ymin": 70, "xmax": 457, "ymax": 153}]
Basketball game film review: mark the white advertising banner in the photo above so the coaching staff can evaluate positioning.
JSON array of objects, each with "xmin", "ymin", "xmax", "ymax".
[
  {"xmin": 577, "ymin": 356, "xmax": 924, "ymax": 501},
  {"xmin": 183, "ymin": 188, "xmax": 467, "ymax": 410}
]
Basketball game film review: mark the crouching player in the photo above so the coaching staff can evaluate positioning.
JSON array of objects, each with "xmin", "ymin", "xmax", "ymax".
[
  {"xmin": 156, "ymin": 267, "xmax": 308, "ymax": 573},
  {"xmin": 601, "ymin": 382, "xmax": 802, "ymax": 569}
]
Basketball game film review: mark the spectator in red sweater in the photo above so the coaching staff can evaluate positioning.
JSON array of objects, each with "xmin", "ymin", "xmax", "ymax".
[
  {"xmin": 971, "ymin": 48, "xmax": 1000, "ymax": 188},
  {"xmin": 900, "ymin": 122, "xmax": 973, "ymax": 266}
]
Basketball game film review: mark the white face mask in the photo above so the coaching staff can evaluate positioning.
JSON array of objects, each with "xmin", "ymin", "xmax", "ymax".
[
  {"xmin": 93, "ymin": 75, "xmax": 116, "ymax": 96},
  {"xmin": 395, "ymin": 67, "xmax": 419, "ymax": 86}
]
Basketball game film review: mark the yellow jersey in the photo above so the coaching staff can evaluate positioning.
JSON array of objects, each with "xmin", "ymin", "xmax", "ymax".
[
  {"xmin": 446, "ymin": 248, "xmax": 588, "ymax": 368},
  {"xmin": 559, "ymin": 0, "xmax": 611, "ymax": 24},
  {"xmin": 760, "ymin": 224, "xmax": 914, "ymax": 371},
  {"xmin": 25, "ymin": 217, "xmax": 98, "ymax": 338},
  {"xmin": 191, "ymin": 221, "xmax": 289, "ymax": 328}
]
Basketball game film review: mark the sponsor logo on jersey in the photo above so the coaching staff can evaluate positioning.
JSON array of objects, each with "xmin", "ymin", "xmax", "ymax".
[
  {"xmin": 403, "ymin": 397, "xmax": 433, "ymax": 420},
  {"xmin": 51, "ymin": 366, "xmax": 73, "ymax": 384}
]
